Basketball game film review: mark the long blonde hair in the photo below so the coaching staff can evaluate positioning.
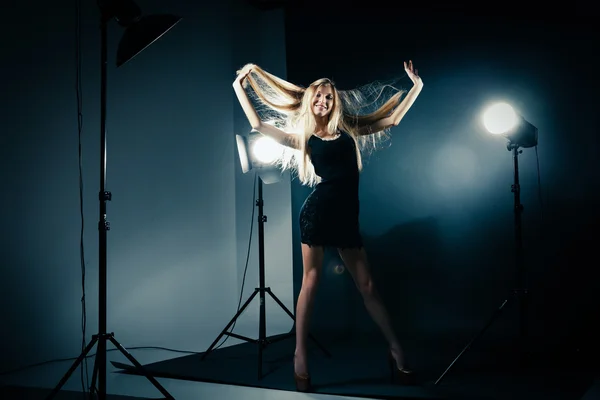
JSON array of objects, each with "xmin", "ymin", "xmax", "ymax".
[{"xmin": 238, "ymin": 63, "xmax": 407, "ymax": 186}]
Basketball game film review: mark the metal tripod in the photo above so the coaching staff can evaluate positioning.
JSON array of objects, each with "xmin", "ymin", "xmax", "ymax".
[
  {"xmin": 201, "ymin": 176, "xmax": 331, "ymax": 380},
  {"xmin": 45, "ymin": 6, "xmax": 179, "ymax": 399},
  {"xmin": 435, "ymin": 142, "xmax": 531, "ymax": 385}
]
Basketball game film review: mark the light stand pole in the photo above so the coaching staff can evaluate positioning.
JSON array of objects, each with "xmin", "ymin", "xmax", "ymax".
[
  {"xmin": 201, "ymin": 135, "xmax": 331, "ymax": 380},
  {"xmin": 201, "ymin": 174, "xmax": 331, "ymax": 380},
  {"xmin": 510, "ymin": 142, "xmax": 529, "ymax": 346},
  {"xmin": 435, "ymin": 140, "xmax": 532, "ymax": 385},
  {"xmin": 45, "ymin": 2, "xmax": 180, "ymax": 399}
]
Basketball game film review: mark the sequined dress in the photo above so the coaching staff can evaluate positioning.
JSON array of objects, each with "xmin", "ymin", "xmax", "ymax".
[{"xmin": 299, "ymin": 130, "xmax": 363, "ymax": 249}]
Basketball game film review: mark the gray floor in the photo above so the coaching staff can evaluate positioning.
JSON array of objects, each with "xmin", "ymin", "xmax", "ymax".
[
  {"xmin": 2, "ymin": 336, "xmax": 597, "ymax": 400},
  {"xmin": 0, "ymin": 348, "xmax": 381, "ymax": 400}
]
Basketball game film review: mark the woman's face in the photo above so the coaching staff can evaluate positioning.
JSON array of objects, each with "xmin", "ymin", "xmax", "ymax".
[{"xmin": 312, "ymin": 84, "xmax": 334, "ymax": 118}]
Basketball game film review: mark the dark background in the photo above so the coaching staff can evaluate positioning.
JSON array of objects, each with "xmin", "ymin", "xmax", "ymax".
[
  {"xmin": 283, "ymin": 0, "xmax": 600, "ymax": 360},
  {"xmin": 0, "ymin": 0, "xmax": 598, "ymax": 375}
]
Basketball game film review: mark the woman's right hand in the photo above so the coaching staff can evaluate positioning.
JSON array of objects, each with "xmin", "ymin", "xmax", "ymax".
[{"xmin": 235, "ymin": 64, "xmax": 254, "ymax": 86}]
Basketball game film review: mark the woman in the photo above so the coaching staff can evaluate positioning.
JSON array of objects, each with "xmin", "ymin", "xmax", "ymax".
[{"xmin": 232, "ymin": 60, "xmax": 423, "ymax": 391}]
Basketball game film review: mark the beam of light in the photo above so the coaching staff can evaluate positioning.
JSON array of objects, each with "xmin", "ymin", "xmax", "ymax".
[
  {"xmin": 482, "ymin": 102, "xmax": 519, "ymax": 134},
  {"xmin": 431, "ymin": 144, "xmax": 478, "ymax": 191}
]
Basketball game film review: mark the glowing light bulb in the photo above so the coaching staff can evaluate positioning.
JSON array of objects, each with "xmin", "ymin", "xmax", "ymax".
[
  {"xmin": 482, "ymin": 102, "xmax": 519, "ymax": 134},
  {"xmin": 251, "ymin": 136, "xmax": 282, "ymax": 164}
]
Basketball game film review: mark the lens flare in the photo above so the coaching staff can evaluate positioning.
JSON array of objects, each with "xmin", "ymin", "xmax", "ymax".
[{"xmin": 333, "ymin": 264, "xmax": 345, "ymax": 274}]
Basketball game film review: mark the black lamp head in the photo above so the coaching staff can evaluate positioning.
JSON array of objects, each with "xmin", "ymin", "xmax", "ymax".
[
  {"xmin": 482, "ymin": 102, "xmax": 539, "ymax": 150},
  {"xmin": 100, "ymin": 0, "xmax": 181, "ymax": 67},
  {"xmin": 506, "ymin": 117, "xmax": 538, "ymax": 149},
  {"xmin": 111, "ymin": 0, "xmax": 142, "ymax": 27}
]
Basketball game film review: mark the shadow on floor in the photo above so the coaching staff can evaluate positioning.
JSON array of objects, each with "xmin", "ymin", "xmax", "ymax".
[
  {"xmin": 0, "ymin": 385, "xmax": 165, "ymax": 400},
  {"xmin": 108, "ymin": 330, "xmax": 596, "ymax": 400}
]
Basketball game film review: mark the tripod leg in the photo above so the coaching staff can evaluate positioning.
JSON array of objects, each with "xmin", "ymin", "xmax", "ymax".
[
  {"xmin": 435, "ymin": 298, "xmax": 509, "ymax": 385},
  {"xmin": 266, "ymin": 289, "xmax": 332, "ymax": 358},
  {"xmin": 45, "ymin": 336, "xmax": 99, "ymax": 400},
  {"xmin": 108, "ymin": 335, "xmax": 174, "ymax": 400},
  {"xmin": 89, "ymin": 352, "xmax": 99, "ymax": 393},
  {"xmin": 201, "ymin": 290, "xmax": 259, "ymax": 360},
  {"xmin": 258, "ymin": 291, "xmax": 264, "ymax": 381}
]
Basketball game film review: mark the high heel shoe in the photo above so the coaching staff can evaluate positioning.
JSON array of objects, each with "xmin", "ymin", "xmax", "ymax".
[
  {"xmin": 293, "ymin": 355, "xmax": 312, "ymax": 392},
  {"xmin": 388, "ymin": 350, "xmax": 415, "ymax": 385}
]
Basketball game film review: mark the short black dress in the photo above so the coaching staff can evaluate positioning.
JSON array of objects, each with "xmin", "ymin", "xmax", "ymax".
[{"xmin": 299, "ymin": 130, "xmax": 363, "ymax": 249}]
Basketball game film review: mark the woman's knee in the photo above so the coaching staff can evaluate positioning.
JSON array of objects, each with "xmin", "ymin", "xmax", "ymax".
[{"xmin": 358, "ymin": 277, "xmax": 377, "ymax": 299}]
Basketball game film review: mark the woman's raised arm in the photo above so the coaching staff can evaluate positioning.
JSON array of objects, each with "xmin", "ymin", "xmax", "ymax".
[
  {"xmin": 232, "ymin": 65, "xmax": 301, "ymax": 150},
  {"xmin": 357, "ymin": 60, "xmax": 424, "ymax": 136}
]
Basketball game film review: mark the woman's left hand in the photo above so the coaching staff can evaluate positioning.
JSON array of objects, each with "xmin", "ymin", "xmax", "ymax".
[{"xmin": 404, "ymin": 60, "xmax": 422, "ymax": 86}]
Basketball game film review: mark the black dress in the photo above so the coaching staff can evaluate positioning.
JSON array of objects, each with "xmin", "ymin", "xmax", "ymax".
[{"xmin": 299, "ymin": 130, "xmax": 363, "ymax": 249}]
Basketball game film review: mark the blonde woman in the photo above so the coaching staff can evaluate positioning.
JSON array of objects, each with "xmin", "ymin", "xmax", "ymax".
[{"xmin": 232, "ymin": 61, "xmax": 423, "ymax": 392}]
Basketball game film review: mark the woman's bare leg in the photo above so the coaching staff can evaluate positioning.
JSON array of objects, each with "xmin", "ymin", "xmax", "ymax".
[
  {"xmin": 294, "ymin": 243, "xmax": 324, "ymax": 376},
  {"xmin": 338, "ymin": 246, "xmax": 408, "ymax": 368}
]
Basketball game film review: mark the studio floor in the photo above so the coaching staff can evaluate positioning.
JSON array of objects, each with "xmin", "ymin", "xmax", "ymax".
[{"xmin": 1, "ymin": 330, "xmax": 598, "ymax": 400}]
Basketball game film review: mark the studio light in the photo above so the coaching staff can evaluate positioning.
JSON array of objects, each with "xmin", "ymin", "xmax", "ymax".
[
  {"xmin": 46, "ymin": 1, "xmax": 180, "ymax": 400},
  {"xmin": 252, "ymin": 135, "xmax": 282, "ymax": 164},
  {"xmin": 482, "ymin": 102, "xmax": 538, "ymax": 149},
  {"xmin": 437, "ymin": 101, "xmax": 540, "ymax": 385},
  {"xmin": 104, "ymin": 0, "xmax": 181, "ymax": 67},
  {"xmin": 236, "ymin": 132, "xmax": 285, "ymax": 184},
  {"xmin": 201, "ymin": 132, "xmax": 331, "ymax": 379}
]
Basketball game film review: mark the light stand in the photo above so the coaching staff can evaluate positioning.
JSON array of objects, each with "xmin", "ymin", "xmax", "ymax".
[
  {"xmin": 201, "ymin": 135, "xmax": 331, "ymax": 380},
  {"xmin": 46, "ymin": 2, "xmax": 180, "ymax": 399},
  {"xmin": 435, "ymin": 131, "xmax": 537, "ymax": 385}
]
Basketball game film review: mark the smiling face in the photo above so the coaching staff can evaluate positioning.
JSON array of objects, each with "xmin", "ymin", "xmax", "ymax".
[{"xmin": 312, "ymin": 84, "xmax": 334, "ymax": 119}]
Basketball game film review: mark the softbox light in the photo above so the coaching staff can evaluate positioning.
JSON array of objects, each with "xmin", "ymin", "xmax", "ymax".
[
  {"xmin": 46, "ymin": 1, "xmax": 181, "ymax": 399},
  {"xmin": 101, "ymin": 0, "xmax": 181, "ymax": 67}
]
